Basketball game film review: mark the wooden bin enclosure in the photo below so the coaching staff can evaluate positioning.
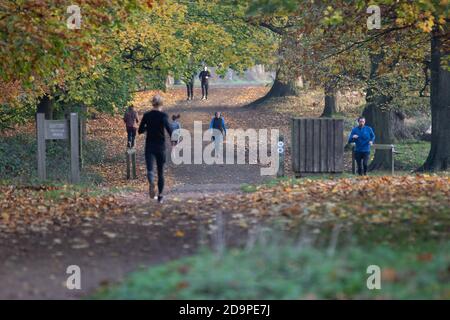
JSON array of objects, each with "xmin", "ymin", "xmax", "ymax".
[{"xmin": 291, "ymin": 118, "xmax": 344, "ymax": 174}]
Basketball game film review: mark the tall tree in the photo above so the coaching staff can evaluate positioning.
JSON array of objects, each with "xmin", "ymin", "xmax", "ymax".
[{"xmin": 246, "ymin": 0, "xmax": 449, "ymax": 171}]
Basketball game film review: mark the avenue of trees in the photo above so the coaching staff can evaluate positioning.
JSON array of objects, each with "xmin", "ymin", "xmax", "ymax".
[
  {"xmin": 0, "ymin": 0, "xmax": 448, "ymax": 171},
  {"xmin": 244, "ymin": 0, "xmax": 449, "ymax": 171},
  {"xmin": 0, "ymin": 0, "xmax": 276, "ymax": 127}
]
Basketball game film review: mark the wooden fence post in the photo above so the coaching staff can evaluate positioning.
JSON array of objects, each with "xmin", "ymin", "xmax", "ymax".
[
  {"xmin": 70, "ymin": 113, "xmax": 80, "ymax": 183},
  {"xmin": 37, "ymin": 113, "xmax": 46, "ymax": 180},
  {"xmin": 126, "ymin": 148, "xmax": 137, "ymax": 179}
]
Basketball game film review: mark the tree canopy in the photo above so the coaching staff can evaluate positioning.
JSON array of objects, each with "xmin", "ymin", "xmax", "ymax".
[{"xmin": 0, "ymin": 0, "xmax": 276, "ymax": 129}]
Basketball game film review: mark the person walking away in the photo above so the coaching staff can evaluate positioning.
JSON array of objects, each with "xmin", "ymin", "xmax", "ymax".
[
  {"xmin": 123, "ymin": 104, "xmax": 139, "ymax": 148},
  {"xmin": 199, "ymin": 66, "xmax": 211, "ymax": 100},
  {"xmin": 185, "ymin": 75, "xmax": 195, "ymax": 101},
  {"xmin": 209, "ymin": 112, "xmax": 227, "ymax": 158},
  {"xmin": 138, "ymin": 95, "xmax": 173, "ymax": 203},
  {"xmin": 348, "ymin": 117, "xmax": 375, "ymax": 176},
  {"xmin": 170, "ymin": 114, "xmax": 181, "ymax": 146}
]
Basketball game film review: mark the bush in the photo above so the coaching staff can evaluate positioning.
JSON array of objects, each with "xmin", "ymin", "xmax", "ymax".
[
  {"xmin": 0, "ymin": 133, "xmax": 107, "ymax": 184},
  {"xmin": 93, "ymin": 242, "xmax": 450, "ymax": 300},
  {"xmin": 0, "ymin": 133, "xmax": 36, "ymax": 180}
]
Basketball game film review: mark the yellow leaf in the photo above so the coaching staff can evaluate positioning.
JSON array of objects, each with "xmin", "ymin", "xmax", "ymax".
[{"xmin": 175, "ymin": 230, "xmax": 185, "ymax": 237}]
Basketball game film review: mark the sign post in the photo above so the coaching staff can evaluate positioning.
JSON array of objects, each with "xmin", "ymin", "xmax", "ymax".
[
  {"xmin": 37, "ymin": 113, "xmax": 47, "ymax": 180},
  {"xmin": 70, "ymin": 113, "xmax": 80, "ymax": 183},
  {"xmin": 36, "ymin": 112, "xmax": 81, "ymax": 183}
]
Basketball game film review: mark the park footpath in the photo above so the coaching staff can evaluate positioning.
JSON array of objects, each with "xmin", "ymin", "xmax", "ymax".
[{"xmin": 0, "ymin": 86, "xmax": 292, "ymax": 299}]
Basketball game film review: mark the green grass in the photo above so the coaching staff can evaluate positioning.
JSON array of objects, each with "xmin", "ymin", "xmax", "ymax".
[
  {"xmin": 395, "ymin": 140, "xmax": 430, "ymax": 171},
  {"xmin": 93, "ymin": 241, "xmax": 450, "ymax": 300}
]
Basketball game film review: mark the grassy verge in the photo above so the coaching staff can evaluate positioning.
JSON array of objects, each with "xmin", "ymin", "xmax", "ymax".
[
  {"xmin": 93, "ymin": 241, "xmax": 450, "ymax": 299},
  {"xmin": 395, "ymin": 140, "xmax": 430, "ymax": 171},
  {"xmin": 95, "ymin": 173, "xmax": 449, "ymax": 300}
]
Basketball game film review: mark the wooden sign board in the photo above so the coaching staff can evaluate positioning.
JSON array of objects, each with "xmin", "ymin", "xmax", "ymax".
[
  {"xmin": 37, "ymin": 113, "xmax": 80, "ymax": 183},
  {"xmin": 45, "ymin": 120, "xmax": 68, "ymax": 140}
]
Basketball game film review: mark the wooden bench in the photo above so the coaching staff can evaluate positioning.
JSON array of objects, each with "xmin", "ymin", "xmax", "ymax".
[{"xmin": 351, "ymin": 144, "xmax": 397, "ymax": 175}]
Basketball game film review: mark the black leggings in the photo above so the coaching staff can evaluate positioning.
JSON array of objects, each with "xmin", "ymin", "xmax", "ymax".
[
  {"xmin": 201, "ymin": 82, "xmax": 209, "ymax": 98},
  {"xmin": 186, "ymin": 82, "xmax": 194, "ymax": 99},
  {"xmin": 145, "ymin": 148, "xmax": 166, "ymax": 194},
  {"xmin": 355, "ymin": 151, "xmax": 370, "ymax": 175}
]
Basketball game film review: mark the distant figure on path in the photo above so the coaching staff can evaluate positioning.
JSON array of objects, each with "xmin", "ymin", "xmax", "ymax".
[
  {"xmin": 123, "ymin": 104, "xmax": 139, "ymax": 148},
  {"xmin": 209, "ymin": 112, "xmax": 227, "ymax": 158},
  {"xmin": 185, "ymin": 75, "xmax": 195, "ymax": 101},
  {"xmin": 170, "ymin": 114, "xmax": 181, "ymax": 146},
  {"xmin": 199, "ymin": 66, "xmax": 211, "ymax": 100},
  {"xmin": 138, "ymin": 95, "xmax": 173, "ymax": 203},
  {"xmin": 348, "ymin": 117, "xmax": 375, "ymax": 176}
]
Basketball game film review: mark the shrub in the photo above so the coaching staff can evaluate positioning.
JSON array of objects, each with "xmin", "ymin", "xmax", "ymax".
[{"xmin": 0, "ymin": 133, "xmax": 107, "ymax": 184}]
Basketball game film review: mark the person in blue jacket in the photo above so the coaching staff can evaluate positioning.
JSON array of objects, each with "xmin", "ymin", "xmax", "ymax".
[
  {"xmin": 348, "ymin": 117, "xmax": 375, "ymax": 176},
  {"xmin": 209, "ymin": 112, "xmax": 227, "ymax": 158}
]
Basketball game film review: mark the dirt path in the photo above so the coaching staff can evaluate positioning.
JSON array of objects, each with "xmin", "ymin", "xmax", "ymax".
[
  {"xmin": 0, "ymin": 85, "xmax": 289, "ymax": 299},
  {"xmin": 166, "ymin": 90, "xmax": 268, "ymax": 197}
]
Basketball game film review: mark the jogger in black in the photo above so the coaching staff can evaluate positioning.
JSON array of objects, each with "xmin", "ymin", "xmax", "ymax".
[
  {"xmin": 186, "ymin": 75, "xmax": 194, "ymax": 101},
  {"xmin": 199, "ymin": 66, "xmax": 211, "ymax": 100},
  {"xmin": 138, "ymin": 95, "xmax": 173, "ymax": 203},
  {"xmin": 201, "ymin": 81, "xmax": 209, "ymax": 100},
  {"xmin": 145, "ymin": 149, "xmax": 166, "ymax": 198}
]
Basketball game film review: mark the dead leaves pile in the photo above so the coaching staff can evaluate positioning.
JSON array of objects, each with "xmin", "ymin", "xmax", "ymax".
[
  {"xmin": 0, "ymin": 185, "xmax": 128, "ymax": 234},
  {"xmin": 0, "ymin": 175, "xmax": 448, "ymax": 240},
  {"xmin": 227, "ymin": 174, "xmax": 450, "ymax": 229},
  {"xmin": 146, "ymin": 175, "xmax": 450, "ymax": 235}
]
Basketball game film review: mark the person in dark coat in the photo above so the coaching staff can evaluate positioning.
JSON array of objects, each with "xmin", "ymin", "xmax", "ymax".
[
  {"xmin": 123, "ymin": 104, "xmax": 139, "ymax": 148},
  {"xmin": 199, "ymin": 66, "xmax": 211, "ymax": 100},
  {"xmin": 138, "ymin": 95, "xmax": 173, "ymax": 203}
]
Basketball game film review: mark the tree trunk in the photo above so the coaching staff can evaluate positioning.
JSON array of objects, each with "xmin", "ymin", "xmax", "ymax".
[
  {"xmin": 363, "ymin": 98, "xmax": 394, "ymax": 171},
  {"xmin": 363, "ymin": 52, "xmax": 395, "ymax": 171},
  {"xmin": 250, "ymin": 32, "xmax": 302, "ymax": 106},
  {"xmin": 36, "ymin": 95, "xmax": 53, "ymax": 119},
  {"xmin": 321, "ymin": 84, "xmax": 338, "ymax": 117},
  {"xmin": 419, "ymin": 29, "xmax": 450, "ymax": 171},
  {"xmin": 266, "ymin": 71, "xmax": 301, "ymax": 97},
  {"xmin": 250, "ymin": 69, "xmax": 302, "ymax": 105}
]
